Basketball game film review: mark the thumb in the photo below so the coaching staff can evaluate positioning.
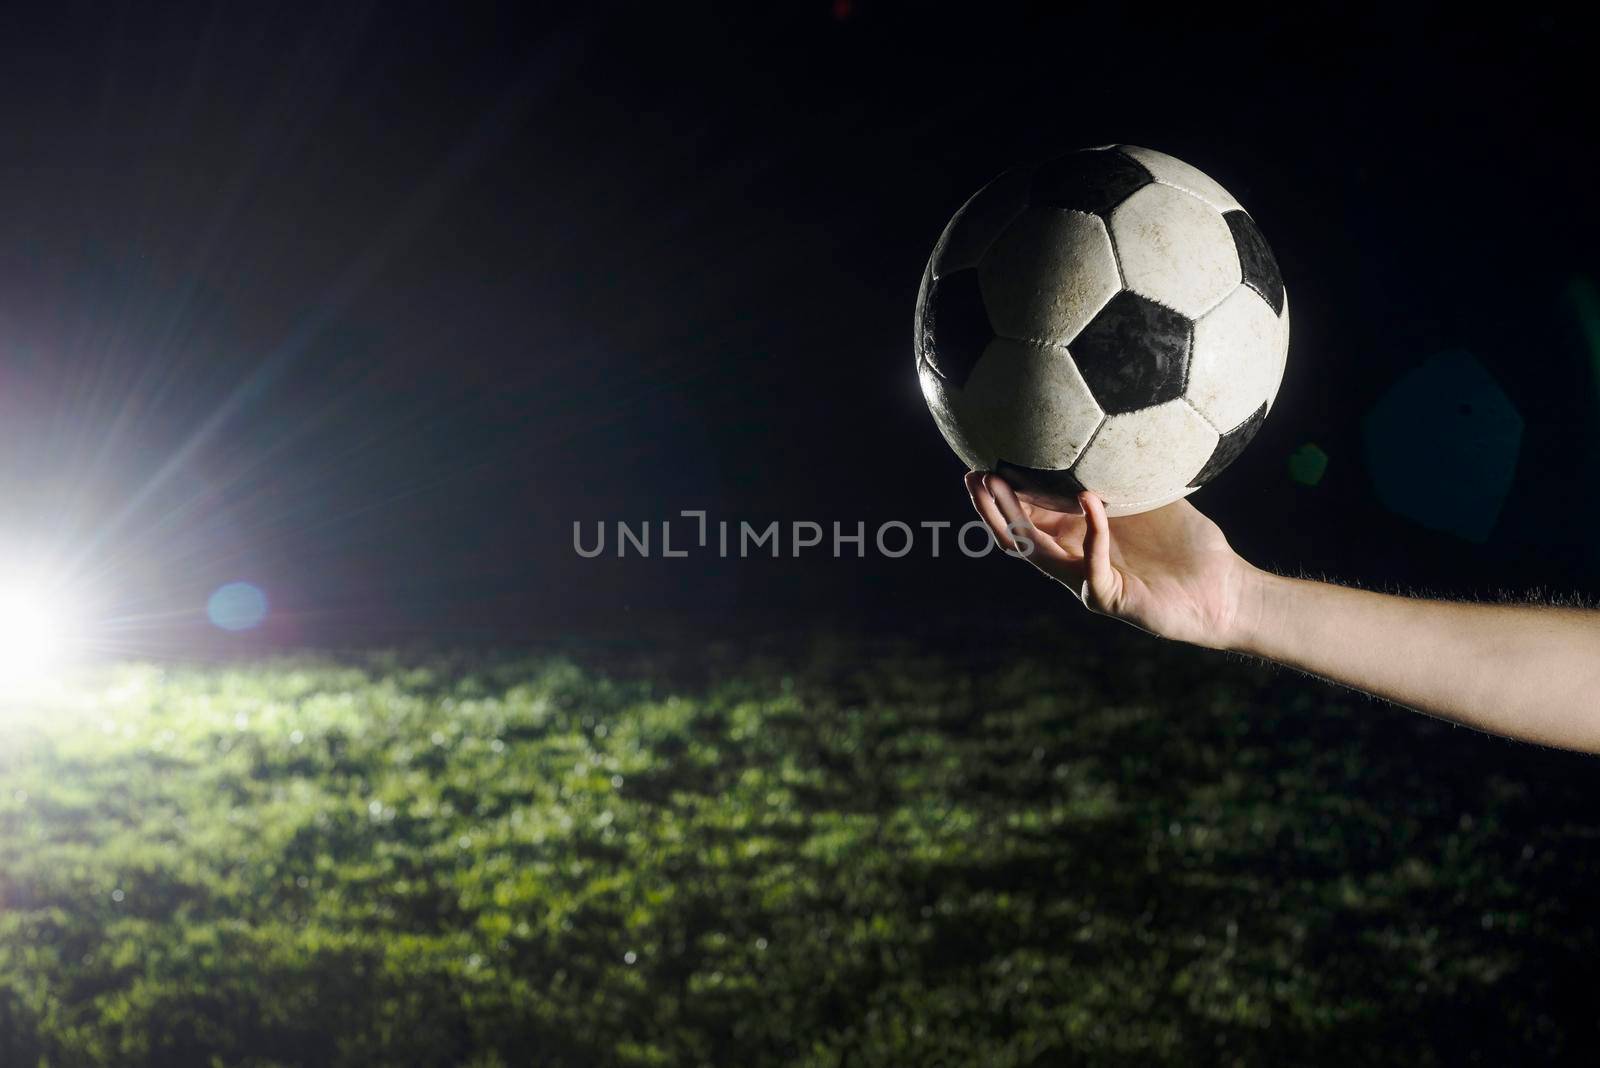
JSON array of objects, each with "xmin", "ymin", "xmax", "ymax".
[{"xmin": 1078, "ymin": 491, "xmax": 1118, "ymax": 609}]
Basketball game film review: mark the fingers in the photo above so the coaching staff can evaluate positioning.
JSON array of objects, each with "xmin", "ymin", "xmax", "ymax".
[
  {"xmin": 984, "ymin": 474, "xmax": 1044, "ymax": 556},
  {"xmin": 965, "ymin": 470, "xmax": 1017, "ymax": 552},
  {"xmin": 964, "ymin": 472, "xmax": 1120, "ymax": 612},
  {"xmin": 982, "ymin": 473, "xmax": 1087, "ymax": 587},
  {"xmin": 1015, "ymin": 486, "xmax": 1085, "ymax": 516},
  {"xmin": 1078, "ymin": 490, "xmax": 1117, "ymax": 608}
]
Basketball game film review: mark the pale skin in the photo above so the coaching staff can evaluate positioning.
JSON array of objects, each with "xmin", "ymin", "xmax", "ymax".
[{"xmin": 966, "ymin": 471, "xmax": 1600, "ymax": 754}]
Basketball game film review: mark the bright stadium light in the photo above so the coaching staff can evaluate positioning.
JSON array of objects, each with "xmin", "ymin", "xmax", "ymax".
[{"xmin": 0, "ymin": 576, "xmax": 83, "ymax": 694}]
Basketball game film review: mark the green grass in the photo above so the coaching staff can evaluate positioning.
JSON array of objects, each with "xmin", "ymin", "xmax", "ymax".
[{"xmin": 2, "ymin": 628, "xmax": 1599, "ymax": 1066}]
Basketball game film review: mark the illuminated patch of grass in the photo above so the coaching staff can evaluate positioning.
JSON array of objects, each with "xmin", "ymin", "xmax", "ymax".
[{"xmin": 1, "ymin": 631, "xmax": 1597, "ymax": 1065}]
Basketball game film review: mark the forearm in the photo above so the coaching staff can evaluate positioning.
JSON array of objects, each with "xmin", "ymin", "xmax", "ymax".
[{"xmin": 1228, "ymin": 567, "xmax": 1600, "ymax": 751}]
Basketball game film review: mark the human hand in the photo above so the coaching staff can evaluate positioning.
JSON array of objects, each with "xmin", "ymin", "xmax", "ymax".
[{"xmin": 964, "ymin": 472, "xmax": 1260, "ymax": 650}]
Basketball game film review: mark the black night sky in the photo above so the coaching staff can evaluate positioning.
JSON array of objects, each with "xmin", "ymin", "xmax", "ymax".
[{"xmin": 1, "ymin": 3, "xmax": 1597, "ymax": 652}]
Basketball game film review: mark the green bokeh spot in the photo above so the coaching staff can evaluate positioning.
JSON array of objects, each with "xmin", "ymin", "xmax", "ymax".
[
  {"xmin": 1288, "ymin": 443, "xmax": 1328, "ymax": 486},
  {"xmin": 1564, "ymin": 276, "xmax": 1600, "ymax": 414}
]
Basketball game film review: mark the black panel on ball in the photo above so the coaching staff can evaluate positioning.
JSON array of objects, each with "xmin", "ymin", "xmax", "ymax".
[
  {"xmin": 995, "ymin": 460, "xmax": 1087, "ymax": 512},
  {"xmin": 1223, "ymin": 211, "xmax": 1285, "ymax": 315},
  {"xmin": 919, "ymin": 268, "xmax": 993, "ymax": 388},
  {"xmin": 1069, "ymin": 291, "xmax": 1192, "ymax": 414},
  {"xmin": 1029, "ymin": 149, "xmax": 1152, "ymax": 217},
  {"xmin": 1188, "ymin": 400, "xmax": 1268, "ymax": 487}
]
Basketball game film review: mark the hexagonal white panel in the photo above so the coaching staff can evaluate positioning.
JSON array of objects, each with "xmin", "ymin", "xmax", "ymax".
[
  {"xmin": 1072, "ymin": 398, "xmax": 1218, "ymax": 508},
  {"xmin": 1109, "ymin": 183, "xmax": 1241, "ymax": 319},
  {"xmin": 1115, "ymin": 145, "xmax": 1242, "ymax": 214},
  {"xmin": 978, "ymin": 207, "xmax": 1120, "ymax": 346},
  {"xmin": 1187, "ymin": 285, "xmax": 1286, "ymax": 433},
  {"xmin": 1103, "ymin": 483, "xmax": 1200, "ymax": 518},
  {"xmin": 917, "ymin": 356, "xmax": 986, "ymax": 470},
  {"xmin": 957, "ymin": 337, "xmax": 1104, "ymax": 470}
]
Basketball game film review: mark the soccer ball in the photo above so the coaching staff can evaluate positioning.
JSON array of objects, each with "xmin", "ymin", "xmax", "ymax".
[{"xmin": 915, "ymin": 145, "xmax": 1288, "ymax": 516}]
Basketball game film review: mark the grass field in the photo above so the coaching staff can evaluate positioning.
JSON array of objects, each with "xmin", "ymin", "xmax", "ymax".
[{"xmin": 2, "ymin": 624, "xmax": 1599, "ymax": 1066}]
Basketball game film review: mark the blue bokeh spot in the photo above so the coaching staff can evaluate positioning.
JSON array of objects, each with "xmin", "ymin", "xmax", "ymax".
[
  {"xmin": 207, "ymin": 582, "xmax": 269, "ymax": 631},
  {"xmin": 1362, "ymin": 350, "xmax": 1523, "ymax": 544}
]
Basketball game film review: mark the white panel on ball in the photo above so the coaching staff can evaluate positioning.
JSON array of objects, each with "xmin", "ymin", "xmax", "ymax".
[
  {"xmin": 977, "ymin": 208, "xmax": 1120, "ymax": 346},
  {"xmin": 1187, "ymin": 285, "xmax": 1285, "ymax": 433},
  {"xmin": 1102, "ymin": 484, "xmax": 1199, "ymax": 518},
  {"xmin": 1072, "ymin": 398, "xmax": 1218, "ymax": 508},
  {"xmin": 1115, "ymin": 145, "xmax": 1243, "ymax": 214},
  {"xmin": 917, "ymin": 357, "xmax": 987, "ymax": 471},
  {"xmin": 1109, "ymin": 184, "xmax": 1242, "ymax": 319},
  {"xmin": 959, "ymin": 337, "xmax": 1103, "ymax": 470}
]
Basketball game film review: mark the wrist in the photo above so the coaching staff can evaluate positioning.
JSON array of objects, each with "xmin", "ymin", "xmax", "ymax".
[{"xmin": 1220, "ymin": 562, "xmax": 1280, "ymax": 654}]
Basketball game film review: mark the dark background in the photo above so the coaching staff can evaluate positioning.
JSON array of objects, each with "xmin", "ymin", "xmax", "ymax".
[{"xmin": 0, "ymin": 2, "xmax": 1596, "ymax": 652}]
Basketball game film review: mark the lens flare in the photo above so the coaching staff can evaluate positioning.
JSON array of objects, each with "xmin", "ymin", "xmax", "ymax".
[
  {"xmin": 0, "ymin": 581, "xmax": 81, "ymax": 692},
  {"xmin": 207, "ymin": 582, "xmax": 268, "ymax": 631}
]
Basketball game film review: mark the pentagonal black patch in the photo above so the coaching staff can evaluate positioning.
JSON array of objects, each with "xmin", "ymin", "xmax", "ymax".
[
  {"xmin": 1069, "ymin": 290, "xmax": 1192, "ymax": 415},
  {"xmin": 1029, "ymin": 148, "xmax": 1152, "ymax": 217},
  {"xmin": 917, "ymin": 268, "xmax": 993, "ymax": 388},
  {"xmin": 995, "ymin": 459, "xmax": 1089, "ymax": 513},
  {"xmin": 1223, "ymin": 210, "xmax": 1284, "ymax": 315},
  {"xmin": 1188, "ymin": 400, "xmax": 1268, "ymax": 487},
  {"xmin": 931, "ymin": 164, "xmax": 1032, "ymax": 278}
]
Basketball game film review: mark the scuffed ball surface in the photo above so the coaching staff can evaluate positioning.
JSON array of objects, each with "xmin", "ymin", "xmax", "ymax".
[{"xmin": 915, "ymin": 146, "xmax": 1288, "ymax": 515}]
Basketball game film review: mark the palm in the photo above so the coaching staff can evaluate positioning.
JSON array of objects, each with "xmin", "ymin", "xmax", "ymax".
[{"xmin": 967, "ymin": 473, "xmax": 1250, "ymax": 649}]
